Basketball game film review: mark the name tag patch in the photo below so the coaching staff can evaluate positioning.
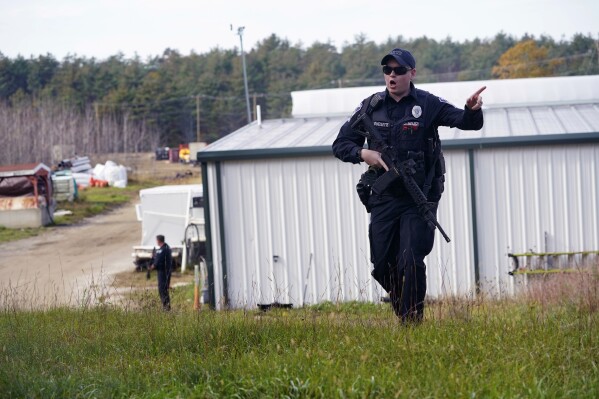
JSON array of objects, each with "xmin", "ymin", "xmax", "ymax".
[
  {"xmin": 402, "ymin": 121, "xmax": 420, "ymax": 133},
  {"xmin": 373, "ymin": 121, "xmax": 390, "ymax": 128}
]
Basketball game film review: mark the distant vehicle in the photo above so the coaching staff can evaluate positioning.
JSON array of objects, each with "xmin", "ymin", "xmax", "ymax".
[
  {"xmin": 155, "ymin": 147, "xmax": 170, "ymax": 161},
  {"xmin": 187, "ymin": 142, "xmax": 208, "ymax": 164},
  {"xmin": 133, "ymin": 185, "xmax": 205, "ymax": 272},
  {"xmin": 179, "ymin": 148, "xmax": 191, "ymax": 163}
]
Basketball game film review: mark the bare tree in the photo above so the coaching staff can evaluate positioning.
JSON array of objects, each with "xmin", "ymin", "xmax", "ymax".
[{"xmin": 0, "ymin": 100, "xmax": 160, "ymax": 165}]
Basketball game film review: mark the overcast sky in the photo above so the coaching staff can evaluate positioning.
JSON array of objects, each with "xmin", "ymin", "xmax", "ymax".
[{"xmin": 1, "ymin": 0, "xmax": 598, "ymax": 60}]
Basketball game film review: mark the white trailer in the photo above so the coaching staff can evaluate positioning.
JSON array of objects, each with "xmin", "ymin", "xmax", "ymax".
[{"xmin": 133, "ymin": 185, "xmax": 205, "ymax": 271}]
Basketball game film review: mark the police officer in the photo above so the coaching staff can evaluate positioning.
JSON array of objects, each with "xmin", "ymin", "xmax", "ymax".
[
  {"xmin": 332, "ymin": 48, "xmax": 485, "ymax": 323},
  {"xmin": 151, "ymin": 234, "xmax": 173, "ymax": 311}
]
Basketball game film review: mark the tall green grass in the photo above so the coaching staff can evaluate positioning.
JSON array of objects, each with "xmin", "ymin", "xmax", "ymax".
[
  {"xmin": 1, "ymin": 273, "xmax": 598, "ymax": 398},
  {"xmin": 0, "ymin": 225, "xmax": 40, "ymax": 242}
]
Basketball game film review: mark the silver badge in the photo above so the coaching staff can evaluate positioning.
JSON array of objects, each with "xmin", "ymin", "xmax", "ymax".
[{"xmin": 412, "ymin": 105, "xmax": 422, "ymax": 118}]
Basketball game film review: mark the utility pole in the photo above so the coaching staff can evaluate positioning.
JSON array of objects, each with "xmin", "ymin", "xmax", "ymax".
[
  {"xmin": 231, "ymin": 25, "xmax": 252, "ymax": 124},
  {"xmin": 196, "ymin": 95, "xmax": 201, "ymax": 142}
]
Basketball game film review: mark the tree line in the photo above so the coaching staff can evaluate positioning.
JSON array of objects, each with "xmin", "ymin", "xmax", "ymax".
[{"xmin": 0, "ymin": 32, "xmax": 597, "ymax": 165}]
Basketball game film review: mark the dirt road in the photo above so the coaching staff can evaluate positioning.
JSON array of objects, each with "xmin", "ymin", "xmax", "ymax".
[{"xmin": 0, "ymin": 204, "xmax": 140, "ymax": 308}]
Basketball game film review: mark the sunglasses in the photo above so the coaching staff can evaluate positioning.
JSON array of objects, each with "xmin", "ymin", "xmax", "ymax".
[{"xmin": 382, "ymin": 65, "xmax": 412, "ymax": 76}]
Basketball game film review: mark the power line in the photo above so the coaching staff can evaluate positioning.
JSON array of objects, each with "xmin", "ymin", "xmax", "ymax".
[{"xmin": 93, "ymin": 91, "xmax": 291, "ymax": 110}]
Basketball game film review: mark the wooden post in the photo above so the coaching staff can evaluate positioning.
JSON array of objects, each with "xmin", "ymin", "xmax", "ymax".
[
  {"xmin": 30, "ymin": 176, "xmax": 39, "ymax": 209},
  {"xmin": 194, "ymin": 264, "xmax": 201, "ymax": 310}
]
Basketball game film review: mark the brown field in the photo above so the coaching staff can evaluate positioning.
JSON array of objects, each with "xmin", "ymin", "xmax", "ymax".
[{"xmin": 90, "ymin": 152, "xmax": 200, "ymax": 181}]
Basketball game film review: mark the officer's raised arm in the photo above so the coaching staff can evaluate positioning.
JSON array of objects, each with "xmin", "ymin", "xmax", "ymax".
[{"xmin": 434, "ymin": 86, "xmax": 486, "ymax": 130}]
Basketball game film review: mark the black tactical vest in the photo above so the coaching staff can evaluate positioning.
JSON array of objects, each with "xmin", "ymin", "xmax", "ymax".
[
  {"xmin": 365, "ymin": 92, "xmax": 445, "ymax": 200},
  {"xmin": 368, "ymin": 92, "xmax": 432, "ymax": 155}
]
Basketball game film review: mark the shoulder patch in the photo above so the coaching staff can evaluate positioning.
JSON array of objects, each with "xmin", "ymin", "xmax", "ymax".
[
  {"xmin": 347, "ymin": 101, "xmax": 364, "ymax": 122},
  {"xmin": 438, "ymin": 97, "xmax": 454, "ymax": 106}
]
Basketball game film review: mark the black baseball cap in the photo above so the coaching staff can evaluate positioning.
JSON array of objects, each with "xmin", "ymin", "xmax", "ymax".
[{"xmin": 381, "ymin": 48, "xmax": 416, "ymax": 69}]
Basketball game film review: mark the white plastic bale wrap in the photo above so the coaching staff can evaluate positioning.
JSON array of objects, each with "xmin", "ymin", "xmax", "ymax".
[
  {"xmin": 92, "ymin": 161, "xmax": 128, "ymax": 188},
  {"xmin": 92, "ymin": 164, "xmax": 106, "ymax": 180}
]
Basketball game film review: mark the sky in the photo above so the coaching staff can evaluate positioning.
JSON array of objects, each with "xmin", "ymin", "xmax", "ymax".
[{"xmin": 0, "ymin": 0, "xmax": 598, "ymax": 60}]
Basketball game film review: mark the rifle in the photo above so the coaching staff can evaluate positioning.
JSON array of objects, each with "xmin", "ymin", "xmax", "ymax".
[
  {"xmin": 147, "ymin": 247, "xmax": 157, "ymax": 280},
  {"xmin": 351, "ymin": 94, "xmax": 451, "ymax": 243}
]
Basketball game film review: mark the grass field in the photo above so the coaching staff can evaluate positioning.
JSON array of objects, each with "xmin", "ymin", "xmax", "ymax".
[
  {"xmin": 1, "ymin": 273, "xmax": 597, "ymax": 398},
  {"xmin": 0, "ymin": 225, "xmax": 40, "ymax": 242}
]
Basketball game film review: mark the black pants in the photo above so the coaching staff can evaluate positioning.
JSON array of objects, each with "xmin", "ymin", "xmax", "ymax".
[
  {"xmin": 157, "ymin": 269, "xmax": 172, "ymax": 310},
  {"xmin": 369, "ymin": 194, "xmax": 437, "ymax": 322}
]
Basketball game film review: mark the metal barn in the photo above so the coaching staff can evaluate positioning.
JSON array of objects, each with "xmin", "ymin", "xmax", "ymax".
[{"xmin": 198, "ymin": 75, "xmax": 599, "ymax": 309}]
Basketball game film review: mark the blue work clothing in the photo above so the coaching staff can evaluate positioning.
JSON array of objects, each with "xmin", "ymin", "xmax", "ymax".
[{"xmin": 153, "ymin": 243, "xmax": 172, "ymax": 310}]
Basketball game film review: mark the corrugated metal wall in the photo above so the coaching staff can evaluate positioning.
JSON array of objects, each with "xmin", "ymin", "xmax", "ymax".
[
  {"xmin": 474, "ymin": 144, "xmax": 599, "ymax": 298},
  {"xmin": 210, "ymin": 157, "xmax": 384, "ymax": 309},
  {"xmin": 204, "ymin": 164, "xmax": 225, "ymax": 308},
  {"xmin": 206, "ymin": 143, "xmax": 599, "ymax": 309},
  {"xmin": 206, "ymin": 150, "xmax": 477, "ymax": 309},
  {"xmin": 427, "ymin": 150, "xmax": 476, "ymax": 298}
]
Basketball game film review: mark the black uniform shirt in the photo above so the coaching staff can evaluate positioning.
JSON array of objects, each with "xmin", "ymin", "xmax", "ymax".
[
  {"xmin": 332, "ymin": 82, "xmax": 484, "ymax": 163},
  {"xmin": 385, "ymin": 83, "xmax": 418, "ymax": 121},
  {"xmin": 153, "ymin": 243, "xmax": 173, "ymax": 271}
]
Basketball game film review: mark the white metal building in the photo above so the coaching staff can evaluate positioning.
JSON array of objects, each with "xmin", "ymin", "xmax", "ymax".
[{"xmin": 198, "ymin": 75, "xmax": 599, "ymax": 310}]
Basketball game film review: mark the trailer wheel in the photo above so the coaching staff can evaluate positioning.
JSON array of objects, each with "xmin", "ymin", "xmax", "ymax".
[
  {"xmin": 134, "ymin": 258, "xmax": 152, "ymax": 273},
  {"xmin": 184, "ymin": 223, "xmax": 204, "ymax": 269}
]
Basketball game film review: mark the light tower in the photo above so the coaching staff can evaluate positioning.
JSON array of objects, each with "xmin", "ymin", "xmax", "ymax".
[{"xmin": 231, "ymin": 25, "xmax": 252, "ymax": 124}]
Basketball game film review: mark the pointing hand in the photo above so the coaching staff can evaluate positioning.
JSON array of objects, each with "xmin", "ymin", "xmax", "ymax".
[{"xmin": 466, "ymin": 86, "xmax": 486, "ymax": 111}]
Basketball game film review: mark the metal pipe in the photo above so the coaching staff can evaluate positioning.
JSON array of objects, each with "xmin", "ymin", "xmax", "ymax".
[
  {"xmin": 201, "ymin": 162, "xmax": 216, "ymax": 309},
  {"xmin": 215, "ymin": 161, "xmax": 229, "ymax": 307},
  {"xmin": 468, "ymin": 149, "xmax": 481, "ymax": 291},
  {"xmin": 234, "ymin": 26, "xmax": 252, "ymax": 124},
  {"xmin": 257, "ymin": 105, "xmax": 262, "ymax": 127}
]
